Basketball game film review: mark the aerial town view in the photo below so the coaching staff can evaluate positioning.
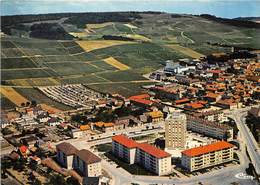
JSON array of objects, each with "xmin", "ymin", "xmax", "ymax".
[{"xmin": 0, "ymin": 0, "xmax": 260, "ymax": 185}]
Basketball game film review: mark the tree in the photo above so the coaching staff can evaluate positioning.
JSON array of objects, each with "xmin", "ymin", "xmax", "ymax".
[
  {"xmin": 26, "ymin": 101, "xmax": 31, "ymax": 107},
  {"xmin": 49, "ymin": 174, "xmax": 68, "ymax": 185},
  {"xmin": 32, "ymin": 178, "xmax": 42, "ymax": 185},
  {"xmin": 31, "ymin": 100, "xmax": 37, "ymax": 107},
  {"xmin": 66, "ymin": 177, "xmax": 80, "ymax": 185}
]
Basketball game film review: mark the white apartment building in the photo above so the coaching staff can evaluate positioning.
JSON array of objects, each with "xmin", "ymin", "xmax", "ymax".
[
  {"xmin": 74, "ymin": 149, "xmax": 102, "ymax": 177},
  {"xmin": 56, "ymin": 142, "xmax": 78, "ymax": 169},
  {"xmin": 56, "ymin": 142, "xmax": 102, "ymax": 178},
  {"xmin": 112, "ymin": 135, "xmax": 172, "ymax": 176},
  {"xmin": 181, "ymin": 141, "xmax": 234, "ymax": 172},
  {"xmin": 186, "ymin": 115, "xmax": 233, "ymax": 141},
  {"xmin": 194, "ymin": 110, "xmax": 228, "ymax": 123},
  {"xmin": 165, "ymin": 113, "xmax": 187, "ymax": 149}
]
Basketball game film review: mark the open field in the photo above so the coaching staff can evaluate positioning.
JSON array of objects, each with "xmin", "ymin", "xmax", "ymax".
[
  {"xmin": 69, "ymin": 32, "xmax": 89, "ymax": 38},
  {"xmin": 8, "ymin": 77, "xmax": 60, "ymax": 87},
  {"xmin": 165, "ymin": 44, "xmax": 205, "ymax": 58},
  {"xmin": 103, "ymin": 57, "xmax": 130, "ymax": 70},
  {"xmin": 14, "ymin": 88, "xmax": 73, "ymax": 111},
  {"xmin": 1, "ymin": 68, "xmax": 54, "ymax": 80},
  {"xmin": 121, "ymin": 34, "xmax": 151, "ymax": 42},
  {"xmin": 0, "ymin": 94, "xmax": 16, "ymax": 110},
  {"xmin": 76, "ymin": 40, "xmax": 135, "ymax": 52},
  {"xmin": 0, "ymin": 87, "xmax": 29, "ymax": 106},
  {"xmin": 1, "ymin": 57, "xmax": 37, "ymax": 69},
  {"xmin": 40, "ymin": 103, "xmax": 62, "ymax": 113},
  {"xmin": 86, "ymin": 22, "xmax": 114, "ymax": 30},
  {"xmin": 87, "ymin": 81, "xmax": 154, "ymax": 97}
]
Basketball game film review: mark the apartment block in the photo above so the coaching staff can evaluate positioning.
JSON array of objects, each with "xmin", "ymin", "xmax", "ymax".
[
  {"xmin": 165, "ymin": 113, "xmax": 187, "ymax": 149},
  {"xmin": 112, "ymin": 135, "xmax": 172, "ymax": 176},
  {"xmin": 56, "ymin": 142, "xmax": 78, "ymax": 169},
  {"xmin": 186, "ymin": 115, "xmax": 233, "ymax": 141},
  {"xmin": 56, "ymin": 142, "xmax": 102, "ymax": 179},
  {"xmin": 181, "ymin": 141, "xmax": 234, "ymax": 172},
  {"xmin": 74, "ymin": 149, "xmax": 102, "ymax": 177}
]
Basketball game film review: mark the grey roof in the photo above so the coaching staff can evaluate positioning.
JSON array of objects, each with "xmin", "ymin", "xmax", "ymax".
[
  {"xmin": 75, "ymin": 149, "xmax": 101, "ymax": 164},
  {"xmin": 56, "ymin": 142, "xmax": 78, "ymax": 156}
]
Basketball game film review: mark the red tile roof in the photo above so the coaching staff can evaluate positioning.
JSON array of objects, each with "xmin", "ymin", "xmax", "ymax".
[
  {"xmin": 129, "ymin": 94, "xmax": 150, "ymax": 100},
  {"xmin": 112, "ymin": 135, "xmax": 138, "ymax": 148},
  {"xmin": 175, "ymin": 98, "xmax": 190, "ymax": 104},
  {"xmin": 185, "ymin": 103, "xmax": 204, "ymax": 109},
  {"xmin": 138, "ymin": 143, "xmax": 171, "ymax": 158},
  {"xmin": 205, "ymin": 93, "xmax": 221, "ymax": 99},
  {"xmin": 129, "ymin": 94, "xmax": 153, "ymax": 105},
  {"xmin": 112, "ymin": 135, "xmax": 170, "ymax": 158},
  {"xmin": 131, "ymin": 98, "xmax": 153, "ymax": 105},
  {"xmin": 182, "ymin": 141, "xmax": 234, "ymax": 157},
  {"xmin": 207, "ymin": 70, "xmax": 223, "ymax": 74}
]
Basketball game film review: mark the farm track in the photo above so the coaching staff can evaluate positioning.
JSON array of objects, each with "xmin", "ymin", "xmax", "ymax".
[
  {"xmin": 181, "ymin": 31, "xmax": 195, "ymax": 44},
  {"xmin": 2, "ymin": 80, "xmax": 153, "ymax": 88},
  {"xmin": 1, "ymin": 67, "xmax": 49, "ymax": 71}
]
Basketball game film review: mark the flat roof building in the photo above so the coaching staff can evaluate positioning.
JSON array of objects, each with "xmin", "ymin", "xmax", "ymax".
[
  {"xmin": 165, "ymin": 113, "xmax": 187, "ymax": 149},
  {"xmin": 112, "ymin": 135, "xmax": 172, "ymax": 176},
  {"xmin": 186, "ymin": 115, "xmax": 233, "ymax": 141},
  {"xmin": 181, "ymin": 141, "xmax": 234, "ymax": 172}
]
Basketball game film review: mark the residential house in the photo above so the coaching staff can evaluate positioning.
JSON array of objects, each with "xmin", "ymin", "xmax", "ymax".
[
  {"xmin": 94, "ymin": 122, "xmax": 114, "ymax": 132},
  {"xmin": 47, "ymin": 117, "xmax": 61, "ymax": 127},
  {"xmin": 146, "ymin": 111, "xmax": 164, "ymax": 123},
  {"xmin": 70, "ymin": 128, "xmax": 84, "ymax": 138}
]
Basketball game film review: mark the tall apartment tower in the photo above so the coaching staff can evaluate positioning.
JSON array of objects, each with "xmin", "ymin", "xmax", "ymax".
[{"xmin": 165, "ymin": 113, "xmax": 187, "ymax": 149}]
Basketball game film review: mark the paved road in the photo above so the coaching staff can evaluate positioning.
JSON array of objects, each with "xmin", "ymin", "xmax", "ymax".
[{"xmin": 231, "ymin": 109, "xmax": 260, "ymax": 176}]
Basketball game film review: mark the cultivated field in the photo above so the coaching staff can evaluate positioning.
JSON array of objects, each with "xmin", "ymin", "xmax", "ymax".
[
  {"xmin": 165, "ymin": 44, "xmax": 205, "ymax": 59},
  {"xmin": 76, "ymin": 40, "xmax": 135, "ymax": 52},
  {"xmin": 0, "ymin": 87, "xmax": 29, "ymax": 106},
  {"xmin": 103, "ymin": 57, "xmax": 130, "ymax": 70}
]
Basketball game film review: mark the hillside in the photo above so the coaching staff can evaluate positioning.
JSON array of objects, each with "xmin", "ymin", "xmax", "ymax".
[{"xmin": 1, "ymin": 12, "xmax": 260, "ymax": 110}]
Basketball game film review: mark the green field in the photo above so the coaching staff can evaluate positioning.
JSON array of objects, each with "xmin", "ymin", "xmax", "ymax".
[{"xmin": 1, "ymin": 58, "xmax": 37, "ymax": 69}]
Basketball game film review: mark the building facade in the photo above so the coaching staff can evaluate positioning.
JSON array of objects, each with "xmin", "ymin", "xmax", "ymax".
[
  {"xmin": 186, "ymin": 115, "xmax": 233, "ymax": 141},
  {"xmin": 165, "ymin": 113, "xmax": 187, "ymax": 149},
  {"xmin": 74, "ymin": 149, "xmax": 102, "ymax": 177},
  {"xmin": 56, "ymin": 142, "xmax": 78, "ymax": 169},
  {"xmin": 181, "ymin": 141, "xmax": 234, "ymax": 172},
  {"xmin": 112, "ymin": 135, "xmax": 172, "ymax": 176}
]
